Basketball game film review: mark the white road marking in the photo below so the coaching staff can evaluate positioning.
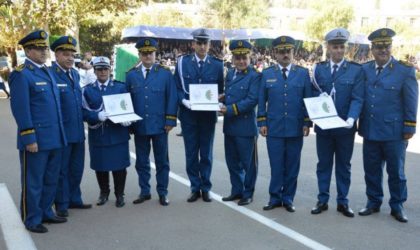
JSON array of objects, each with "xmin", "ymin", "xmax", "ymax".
[
  {"xmin": 128, "ymin": 151, "xmax": 332, "ymax": 250},
  {"xmin": 0, "ymin": 183, "xmax": 37, "ymax": 250}
]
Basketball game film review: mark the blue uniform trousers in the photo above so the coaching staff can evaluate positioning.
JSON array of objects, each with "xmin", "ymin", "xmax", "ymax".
[
  {"xmin": 266, "ymin": 136, "xmax": 303, "ymax": 206},
  {"xmin": 224, "ymin": 135, "xmax": 258, "ymax": 199},
  {"xmin": 134, "ymin": 133, "xmax": 169, "ymax": 196},
  {"xmin": 316, "ymin": 133, "xmax": 354, "ymax": 205},
  {"xmin": 19, "ymin": 148, "xmax": 62, "ymax": 228},
  {"xmin": 55, "ymin": 142, "xmax": 85, "ymax": 211},
  {"xmin": 363, "ymin": 139, "xmax": 408, "ymax": 212},
  {"xmin": 181, "ymin": 120, "xmax": 215, "ymax": 193}
]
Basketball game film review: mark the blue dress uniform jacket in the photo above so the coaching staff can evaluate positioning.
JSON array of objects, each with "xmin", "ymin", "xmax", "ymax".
[
  {"xmin": 9, "ymin": 59, "xmax": 66, "ymax": 228},
  {"xmin": 359, "ymin": 58, "xmax": 418, "ymax": 140},
  {"xmin": 50, "ymin": 62, "xmax": 86, "ymax": 211},
  {"xmin": 359, "ymin": 58, "xmax": 418, "ymax": 212},
  {"xmin": 223, "ymin": 66, "xmax": 260, "ymax": 198},
  {"xmin": 126, "ymin": 63, "xmax": 178, "ymax": 135},
  {"xmin": 82, "ymin": 81, "xmax": 130, "ymax": 171},
  {"xmin": 312, "ymin": 60, "xmax": 364, "ymax": 206},
  {"xmin": 175, "ymin": 53, "xmax": 224, "ymax": 193},
  {"xmin": 126, "ymin": 63, "xmax": 178, "ymax": 197},
  {"xmin": 257, "ymin": 64, "xmax": 312, "ymax": 133},
  {"xmin": 223, "ymin": 66, "xmax": 260, "ymax": 137},
  {"xmin": 313, "ymin": 60, "xmax": 364, "ymax": 135},
  {"xmin": 257, "ymin": 64, "xmax": 312, "ymax": 206}
]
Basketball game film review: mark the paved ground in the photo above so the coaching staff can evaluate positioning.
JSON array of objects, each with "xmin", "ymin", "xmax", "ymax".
[{"xmin": 1, "ymin": 98, "xmax": 420, "ymax": 250}]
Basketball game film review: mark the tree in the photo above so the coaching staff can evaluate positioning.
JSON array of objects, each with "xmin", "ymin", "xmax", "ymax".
[
  {"xmin": 304, "ymin": 0, "xmax": 354, "ymax": 42},
  {"xmin": 202, "ymin": 0, "xmax": 270, "ymax": 29}
]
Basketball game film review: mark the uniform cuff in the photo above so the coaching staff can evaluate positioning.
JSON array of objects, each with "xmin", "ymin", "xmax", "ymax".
[
  {"xmin": 20, "ymin": 128, "xmax": 37, "ymax": 145},
  {"xmin": 404, "ymin": 120, "xmax": 416, "ymax": 134},
  {"xmin": 165, "ymin": 115, "xmax": 177, "ymax": 127},
  {"xmin": 257, "ymin": 116, "xmax": 267, "ymax": 127}
]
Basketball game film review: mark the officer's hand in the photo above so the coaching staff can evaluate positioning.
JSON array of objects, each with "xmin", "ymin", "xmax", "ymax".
[
  {"xmin": 303, "ymin": 126, "xmax": 310, "ymax": 136},
  {"xmin": 26, "ymin": 143, "xmax": 38, "ymax": 153},
  {"xmin": 259, "ymin": 126, "xmax": 268, "ymax": 137},
  {"xmin": 98, "ymin": 111, "xmax": 109, "ymax": 122},
  {"xmin": 319, "ymin": 92, "xmax": 329, "ymax": 97},
  {"xmin": 219, "ymin": 103, "xmax": 227, "ymax": 114},
  {"xmin": 182, "ymin": 99, "xmax": 192, "ymax": 110},
  {"xmin": 218, "ymin": 94, "xmax": 225, "ymax": 102},
  {"xmin": 165, "ymin": 125, "xmax": 174, "ymax": 133},
  {"xmin": 403, "ymin": 133, "xmax": 414, "ymax": 140},
  {"xmin": 121, "ymin": 121, "xmax": 132, "ymax": 127},
  {"xmin": 344, "ymin": 118, "xmax": 355, "ymax": 129}
]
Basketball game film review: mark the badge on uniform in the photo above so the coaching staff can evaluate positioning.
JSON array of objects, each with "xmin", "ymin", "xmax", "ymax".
[
  {"xmin": 57, "ymin": 83, "xmax": 68, "ymax": 87},
  {"xmin": 35, "ymin": 82, "xmax": 47, "ymax": 86},
  {"xmin": 266, "ymin": 79, "xmax": 277, "ymax": 83}
]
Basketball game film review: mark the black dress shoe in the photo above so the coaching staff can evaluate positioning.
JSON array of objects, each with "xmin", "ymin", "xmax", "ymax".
[
  {"xmin": 42, "ymin": 216, "xmax": 67, "ymax": 224},
  {"xmin": 202, "ymin": 192, "xmax": 212, "ymax": 202},
  {"xmin": 97, "ymin": 193, "xmax": 109, "ymax": 206},
  {"xmin": 284, "ymin": 204, "xmax": 296, "ymax": 213},
  {"xmin": 358, "ymin": 207, "xmax": 380, "ymax": 216},
  {"xmin": 238, "ymin": 197, "xmax": 253, "ymax": 206},
  {"xmin": 337, "ymin": 204, "xmax": 354, "ymax": 217},
  {"xmin": 56, "ymin": 210, "xmax": 69, "ymax": 217},
  {"xmin": 187, "ymin": 192, "xmax": 201, "ymax": 202},
  {"xmin": 26, "ymin": 224, "xmax": 48, "ymax": 233},
  {"xmin": 263, "ymin": 202, "xmax": 282, "ymax": 211},
  {"xmin": 391, "ymin": 210, "xmax": 408, "ymax": 223},
  {"xmin": 133, "ymin": 194, "xmax": 151, "ymax": 204},
  {"xmin": 311, "ymin": 202, "xmax": 328, "ymax": 214},
  {"xmin": 222, "ymin": 194, "xmax": 242, "ymax": 201},
  {"xmin": 69, "ymin": 203, "xmax": 92, "ymax": 209},
  {"xmin": 116, "ymin": 195, "xmax": 125, "ymax": 208},
  {"xmin": 159, "ymin": 196, "xmax": 170, "ymax": 206}
]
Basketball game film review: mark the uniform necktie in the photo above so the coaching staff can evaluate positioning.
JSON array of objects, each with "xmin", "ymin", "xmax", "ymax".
[
  {"xmin": 332, "ymin": 64, "xmax": 338, "ymax": 78},
  {"xmin": 145, "ymin": 68, "xmax": 150, "ymax": 79},
  {"xmin": 376, "ymin": 66, "xmax": 383, "ymax": 76},
  {"xmin": 66, "ymin": 70, "xmax": 74, "ymax": 86},
  {"xmin": 282, "ymin": 68, "xmax": 288, "ymax": 80},
  {"xmin": 199, "ymin": 60, "xmax": 204, "ymax": 73},
  {"xmin": 100, "ymin": 84, "xmax": 106, "ymax": 92},
  {"xmin": 41, "ymin": 66, "xmax": 51, "ymax": 80}
]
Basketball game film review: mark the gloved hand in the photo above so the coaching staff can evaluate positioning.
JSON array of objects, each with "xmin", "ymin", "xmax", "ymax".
[
  {"xmin": 98, "ymin": 111, "xmax": 109, "ymax": 122},
  {"xmin": 344, "ymin": 117, "xmax": 354, "ymax": 129},
  {"xmin": 319, "ymin": 92, "xmax": 329, "ymax": 97},
  {"xmin": 218, "ymin": 102, "xmax": 225, "ymax": 109},
  {"xmin": 182, "ymin": 99, "xmax": 191, "ymax": 110},
  {"xmin": 121, "ymin": 121, "xmax": 132, "ymax": 127}
]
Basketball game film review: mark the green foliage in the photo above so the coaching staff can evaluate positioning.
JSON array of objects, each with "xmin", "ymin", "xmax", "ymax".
[
  {"xmin": 304, "ymin": 0, "xmax": 354, "ymax": 42},
  {"xmin": 79, "ymin": 20, "xmax": 119, "ymax": 57},
  {"xmin": 203, "ymin": 0, "xmax": 270, "ymax": 29}
]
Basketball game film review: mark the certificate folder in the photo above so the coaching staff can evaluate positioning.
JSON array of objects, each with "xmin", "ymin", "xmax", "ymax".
[
  {"xmin": 304, "ymin": 95, "xmax": 348, "ymax": 130},
  {"xmin": 189, "ymin": 84, "xmax": 220, "ymax": 111},
  {"xmin": 102, "ymin": 93, "xmax": 142, "ymax": 123}
]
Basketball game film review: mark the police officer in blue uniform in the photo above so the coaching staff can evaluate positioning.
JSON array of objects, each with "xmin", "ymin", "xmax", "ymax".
[
  {"xmin": 258, "ymin": 36, "xmax": 312, "ymax": 212},
  {"xmin": 82, "ymin": 56, "xmax": 131, "ymax": 208},
  {"xmin": 126, "ymin": 38, "xmax": 178, "ymax": 206},
  {"xmin": 220, "ymin": 40, "xmax": 260, "ymax": 206},
  {"xmin": 174, "ymin": 28, "xmax": 224, "ymax": 202},
  {"xmin": 9, "ymin": 30, "xmax": 67, "ymax": 233},
  {"xmin": 310, "ymin": 28, "xmax": 364, "ymax": 217},
  {"xmin": 50, "ymin": 36, "xmax": 92, "ymax": 218},
  {"xmin": 358, "ymin": 28, "xmax": 418, "ymax": 223}
]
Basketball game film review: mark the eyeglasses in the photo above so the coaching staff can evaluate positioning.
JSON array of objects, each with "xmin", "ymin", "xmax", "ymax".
[
  {"xmin": 276, "ymin": 49, "xmax": 291, "ymax": 54},
  {"xmin": 373, "ymin": 44, "xmax": 391, "ymax": 50}
]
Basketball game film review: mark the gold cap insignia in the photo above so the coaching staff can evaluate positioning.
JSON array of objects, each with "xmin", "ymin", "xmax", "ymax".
[
  {"xmin": 145, "ymin": 40, "xmax": 150, "ymax": 45},
  {"xmin": 238, "ymin": 41, "xmax": 243, "ymax": 47},
  {"xmin": 281, "ymin": 37, "xmax": 286, "ymax": 42},
  {"xmin": 381, "ymin": 30, "xmax": 387, "ymax": 36},
  {"xmin": 40, "ymin": 31, "xmax": 46, "ymax": 39},
  {"xmin": 68, "ymin": 37, "xmax": 73, "ymax": 43}
]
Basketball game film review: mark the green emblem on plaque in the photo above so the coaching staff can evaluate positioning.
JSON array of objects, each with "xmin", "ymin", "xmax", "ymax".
[
  {"xmin": 205, "ymin": 90, "xmax": 213, "ymax": 101},
  {"xmin": 322, "ymin": 102, "xmax": 330, "ymax": 113},
  {"xmin": 120, "ymin": 100, "xmax": 127, "ymax": 110}
]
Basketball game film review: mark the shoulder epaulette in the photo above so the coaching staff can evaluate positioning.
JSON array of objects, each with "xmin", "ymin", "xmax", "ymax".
[
  {"xmin": 363, "ymin": 60, "xmax": 375, "ymax": 65},
  {"xmin": 294, "ymin": 64, "xmax": 306, "ymax": 69},
  {"xmin": 317, "ymin": 61, "xmax": 328, "ymax": 65},
  {"xmin": 348, "ymin": 61, "xmax": 361, "ymax": 66},
  {"xmin": 159, "ymin": 64, "xmax": 171, "ymax": 71},
  {"xmin": 264, "ymin": 65, "xmax": 276, "ymax": 71},
  {"xmin": 399, "ymin": 60, "xmax": 413, "ymax": 67},
  {"xmin": 113, "ymin": 80, "xmax": 125, "ymax": 85},
  {"xmin": 15, "ymin": 64, "xmax": 25, "ymax": 72}
]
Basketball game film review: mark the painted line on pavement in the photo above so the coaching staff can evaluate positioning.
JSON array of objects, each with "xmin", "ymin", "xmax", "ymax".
[
  {"xmin": 128, "ymin": 151, "xmax": 331, "ymax": 250},
  {"xmin": 0, "ymin": 183, "xmax": 37, "ymax": 250}
]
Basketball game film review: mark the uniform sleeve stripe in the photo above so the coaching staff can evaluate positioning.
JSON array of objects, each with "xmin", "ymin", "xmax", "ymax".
[
  {"xmin": 232, "ymin": 103, "xmax": 239, "ymax": 116},
  {"xmin": 257, "ymin": 116, "xmax": 266, "ymax": 122},
  {"xmin": 404, "ymin": 121, "xmax": 416, "ymax": 127},
  {"xmin": 166, "ymin": 115, "xmax": 177, "ymax": 120},
  {"xmin": 20, "ymin": 129, "xmax": 35, "ymax": 136}
]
